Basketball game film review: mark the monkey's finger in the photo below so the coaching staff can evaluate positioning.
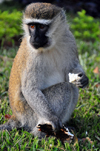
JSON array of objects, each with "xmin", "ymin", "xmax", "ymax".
[{"xmin": 75, "ymin": 81, "xmax": 88, "ymax": 88}]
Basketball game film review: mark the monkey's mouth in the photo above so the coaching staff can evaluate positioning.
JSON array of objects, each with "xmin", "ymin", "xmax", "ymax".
[{"xmin": 32, "ymin": 40, "xmax": 50, "ymax": 49}]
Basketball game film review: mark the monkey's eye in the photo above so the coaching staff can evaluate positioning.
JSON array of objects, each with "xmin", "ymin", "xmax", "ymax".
[
  {"xmin": 39, "ymin": 24, "xmax": 45, "ymax": 29},
  {"xmin": 30, "ymin": 25, "xmax": 35, "ymax": 29}
]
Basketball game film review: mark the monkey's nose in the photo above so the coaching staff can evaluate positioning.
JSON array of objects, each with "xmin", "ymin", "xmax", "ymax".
[{"xmin": 34, "ymin": 37, "xmax": 40, "ymax": 43}]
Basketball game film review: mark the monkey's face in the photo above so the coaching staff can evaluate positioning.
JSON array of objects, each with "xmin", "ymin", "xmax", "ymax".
[
  {"xmin": 23, "ymin": 3, "xmax": 66, "ymax": 51},
  {"xmin": 28, "ymin": 22, "xmax": 51, "ymax": 49}
]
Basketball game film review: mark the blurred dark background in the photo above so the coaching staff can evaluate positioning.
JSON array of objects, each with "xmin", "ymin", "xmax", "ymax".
[
  {"xmin": 0, "ymin": 0, "xmax": 100, "ymax": 48},
  {"xmin": 0, "ymin": 0, "xmax": 100, "ymax": 18}
]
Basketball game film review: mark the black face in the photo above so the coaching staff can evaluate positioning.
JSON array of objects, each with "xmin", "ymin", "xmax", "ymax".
[{"xmin": 28, "ymin": 22, "xmax": 49, "ymax": 49}]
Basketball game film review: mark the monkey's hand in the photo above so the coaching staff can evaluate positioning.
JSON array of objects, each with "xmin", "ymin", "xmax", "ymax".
[
  {"xmin": 38, "ymin": 115, "xmax": 62, "ymax": 133},
  {"xmin": 45, "ymin": 116, "xmax": 62, "ymax": 132},
  {"xmin": 73, "ymin": 72, "xmax": 89, "ymax": 88}
]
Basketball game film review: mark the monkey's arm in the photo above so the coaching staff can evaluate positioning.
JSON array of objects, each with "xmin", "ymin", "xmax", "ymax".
[
  {"xmin": 70, "ymin": 61, "xmax": 89, "ymax": 88},
  {"xmin": 21, "ymin": 83, "xmax": 62, "ymax": 131}
]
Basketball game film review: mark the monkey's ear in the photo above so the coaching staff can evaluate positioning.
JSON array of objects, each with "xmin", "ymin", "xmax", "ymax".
[
  {"xmin": 59, "ymin": 9, "xmax": 66, "ymax": 21},
  {"xmin": 46, "ymin": 9, "xmax": 66, "ymax": 37}
]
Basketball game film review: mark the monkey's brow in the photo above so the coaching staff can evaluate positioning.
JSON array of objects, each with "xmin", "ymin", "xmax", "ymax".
[
  {"xmin": 27, "ymin": 22, "xmax": 50, "ymax": 29},
  {"xmin": 27, "ymin": 22, "xmax": 37, "ymax": 25},
  {"xmin": 27, "ymin": 22, "xmax": 48, "ymax": 26}
]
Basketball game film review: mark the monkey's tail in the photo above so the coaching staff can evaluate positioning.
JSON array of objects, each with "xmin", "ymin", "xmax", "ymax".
[{"xmin": 0, "ymin": 115, "xmax": 20, "ymax": 131}]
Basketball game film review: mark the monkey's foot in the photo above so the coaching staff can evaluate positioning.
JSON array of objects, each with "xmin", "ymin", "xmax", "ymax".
[{"xmin": 37, "ymin": 124, "xmax": 74, "ymax": 142}]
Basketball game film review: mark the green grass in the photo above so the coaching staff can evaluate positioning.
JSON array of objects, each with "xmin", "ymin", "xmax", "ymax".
[{"xmin": 0, "ymin": 34, "xmax": 100, "ymax": 151}]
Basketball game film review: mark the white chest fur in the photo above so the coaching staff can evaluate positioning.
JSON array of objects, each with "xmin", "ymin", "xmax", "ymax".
[
  {"xmin": 42, "ymin": 48, "xmax": 66, "ymax": 89},
  {"xmin": 44, "ymin": 71, "xmax": 64, "ymax": 89}
]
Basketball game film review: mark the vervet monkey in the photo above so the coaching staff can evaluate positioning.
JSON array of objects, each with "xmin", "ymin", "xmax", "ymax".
[{"xmin": 0, "ymin": 3, "xmax": 89, "ymax": 138}]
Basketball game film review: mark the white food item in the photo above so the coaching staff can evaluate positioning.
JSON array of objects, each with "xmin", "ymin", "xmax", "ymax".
[
  {"xmin": 68, "ymin": 73, "xmax": 80, "ymax": 83},
  {"xmin": 64, "ymin": 126, "xmax": 74, "ymax": 138}
]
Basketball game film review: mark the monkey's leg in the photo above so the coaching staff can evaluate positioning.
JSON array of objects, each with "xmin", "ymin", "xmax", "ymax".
[
  {"xmin": 31, "ymin": 82, "xmax": 78, "ymax": 138},
  {"xmin": 0, "ymin": 115, "xmax": 20, "ymax": 130},
  {"xmin": 0, "ymin": 95, "xmax": 38, "ymax": 132},
  {"xmin": 0, "ymin": 82, "xmax": 78, "ymax": 139},
  {"xmin": 42, "ymin": 82, "xmax": 79, "ymax": 124}
]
